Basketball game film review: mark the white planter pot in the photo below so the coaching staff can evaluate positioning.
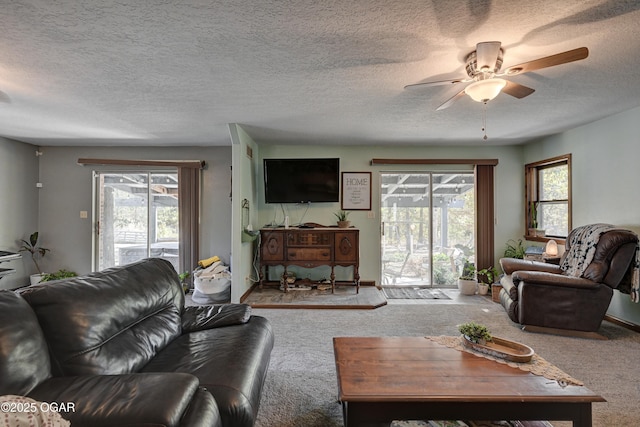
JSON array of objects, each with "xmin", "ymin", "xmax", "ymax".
[
  {"xmin": 30, "ymin": 273, "xmax": 44, "ymax": 286},
  {"xmin": 477, "ymin": 283, "xmax": 490, "ymax": 295},
  {"xmin": 457, "ymin": 279, "xmax": 477, "ymax": 295}
]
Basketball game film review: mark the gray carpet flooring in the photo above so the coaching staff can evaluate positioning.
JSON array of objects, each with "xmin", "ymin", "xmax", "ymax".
[{"xmin": 251, "ymin": 300, "xmax": 640, "ymax": 427}]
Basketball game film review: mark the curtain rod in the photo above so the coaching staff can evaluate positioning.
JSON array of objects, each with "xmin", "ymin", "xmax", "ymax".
[
  {"xmin": 370, "ymin": 158, "xmax": 498, "ymax": 166},
  {"xmin": 77, "ymin": 158, "xmax": 206, "ymax": 169}
]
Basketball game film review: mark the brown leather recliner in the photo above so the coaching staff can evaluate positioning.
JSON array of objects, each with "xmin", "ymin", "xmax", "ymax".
[{"xmin": 499, "ymin": 225, "xmax": 638, "ymax": 338}]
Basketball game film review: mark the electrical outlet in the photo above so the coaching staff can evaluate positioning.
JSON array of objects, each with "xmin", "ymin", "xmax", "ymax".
[{"xmin": 367, "ymin": 211, "xmax": 375, "ymax": 219}]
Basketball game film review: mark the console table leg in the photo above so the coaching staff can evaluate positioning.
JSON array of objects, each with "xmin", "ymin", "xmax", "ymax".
[{"xmin": 330, "ymin": 266, "xmax": 336, "ymax": 294}]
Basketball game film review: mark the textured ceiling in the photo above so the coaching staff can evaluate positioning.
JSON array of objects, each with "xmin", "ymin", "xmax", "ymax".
[{"xmin": 1, "ymin": 0, "xmax": 640, "ymax": 146}]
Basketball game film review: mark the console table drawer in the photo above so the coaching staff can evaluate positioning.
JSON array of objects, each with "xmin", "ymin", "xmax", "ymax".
[
  {"xmin": 287, "ymin": 248, "xmax": 332, "ymax": 261},
  {"xmin": 287, "ymin": 232, "xmax": 332, "ymax": 246}
]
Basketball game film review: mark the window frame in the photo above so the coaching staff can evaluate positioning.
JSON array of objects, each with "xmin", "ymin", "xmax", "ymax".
[{"xmin": 524, "ymin": 154, "xmax": 571, "ymax": 244}]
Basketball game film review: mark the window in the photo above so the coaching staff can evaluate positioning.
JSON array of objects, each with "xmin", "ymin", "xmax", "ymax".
[{"xmin": 525, "ymin": 154, "xmax": 571, "ymax": 242}]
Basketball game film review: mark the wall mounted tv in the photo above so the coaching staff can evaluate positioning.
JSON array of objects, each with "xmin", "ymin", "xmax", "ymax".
[{"xmin": 264, "ymin": 158, "xmax": 340, "ymax": 203}]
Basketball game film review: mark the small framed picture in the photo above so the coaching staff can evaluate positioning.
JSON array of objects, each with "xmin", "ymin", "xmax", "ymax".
[{"xmin": 341, "ymin": 172, "xmax": 371, "ymax": 210}]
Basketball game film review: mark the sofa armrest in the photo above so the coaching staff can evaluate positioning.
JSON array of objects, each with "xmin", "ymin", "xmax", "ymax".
[
  {"xmin": 181, "ymin": 304, "xmax": 252, "ymax": 332},
  {"xmin": 512, "ymin": 270, "xmax": 600, "ymax": 289},
  {"xmin": 500, "ymin": 257, "xmax": 562, "ymax": 275},
  {"xmin": 28, "ymin": 372, "xmax": 219, "ymax": 427}
]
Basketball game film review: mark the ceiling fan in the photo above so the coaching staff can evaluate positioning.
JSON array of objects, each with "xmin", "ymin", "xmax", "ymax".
[{"xmin": 405, "ymin": 42, "xmax": 589, "ymax": 111}]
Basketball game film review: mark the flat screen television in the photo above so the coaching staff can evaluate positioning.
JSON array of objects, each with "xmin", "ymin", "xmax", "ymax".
[{"xmin": 263, "ymin": 158, "xmax": 340, "ymax": 203}]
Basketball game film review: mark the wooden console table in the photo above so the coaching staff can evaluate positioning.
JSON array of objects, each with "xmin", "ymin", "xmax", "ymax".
[{"xmin": 259, "ymin": 227, "xmax": 360, "ymax": 293}]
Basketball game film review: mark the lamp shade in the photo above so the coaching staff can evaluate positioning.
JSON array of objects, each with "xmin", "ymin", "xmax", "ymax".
[
  {"xmin": 465, "ymin": 78, "xmax": 507, "ymax": 102},
  {"xmin": 544, "ymin": 239, "xmax": 558, "ymax": 257}
]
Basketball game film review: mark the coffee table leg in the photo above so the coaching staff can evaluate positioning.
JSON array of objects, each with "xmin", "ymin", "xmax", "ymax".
[{"xmin": 343, "ymin": 402, "xmax": 390, "ymax": 427}]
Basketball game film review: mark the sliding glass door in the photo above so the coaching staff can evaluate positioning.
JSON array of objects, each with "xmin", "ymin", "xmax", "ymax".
[
  {"xmin": 380, "ymin": 172, "xmax": 475, "ymax": 287},
  {"xmin": 94, "ymin": 171, "xmax": 180, "ymax": 271}
]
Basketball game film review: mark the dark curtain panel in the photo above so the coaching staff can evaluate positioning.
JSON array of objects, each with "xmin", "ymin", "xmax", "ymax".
[
  {"xmin": 475, "ymin": 164, "xmax": 495, "ymax": 270},
  {"xmin": 179, "ymin": 166, "xmax": 201, "ymax": 276}
]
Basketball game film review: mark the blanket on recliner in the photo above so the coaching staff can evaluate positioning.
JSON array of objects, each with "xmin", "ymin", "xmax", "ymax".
[
  {"xmin": 560, "ymin": 223, "xmax": 615, "ymax": 278},
  {"xmin": 560, "ymin": 223, "xmax": 639, "ymax": 303}
]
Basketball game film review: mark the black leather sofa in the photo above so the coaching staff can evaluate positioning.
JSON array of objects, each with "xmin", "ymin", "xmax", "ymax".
[{"xmin": 0, "ymin": 258, "xmax": 274, "ymax": 427}]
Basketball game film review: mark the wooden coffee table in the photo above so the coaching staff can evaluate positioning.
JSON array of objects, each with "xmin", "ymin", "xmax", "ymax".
[{"xmin": 333, "ymin": 337, "xmax": 604, "ymax": 427}]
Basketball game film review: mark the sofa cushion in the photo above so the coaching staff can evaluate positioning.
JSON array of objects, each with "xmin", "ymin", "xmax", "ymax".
[
  {"xmin": 20, "ymin": 258, "xmax": 184, "ymax": 376},
  {"xmin": 0, "ymin": 291, "xmax": 51, "ymax": 395},
  {"xmin": 142, "ymin": 315, "xmax": 274, "ymax": 427},
  {"xmin": 181, "ymin": 303, "xmax": 252, "ymax": 332}
]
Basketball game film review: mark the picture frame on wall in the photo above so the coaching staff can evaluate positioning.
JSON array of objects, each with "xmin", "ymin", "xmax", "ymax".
[{"xmin": 341, "ymin": 172, "xmax": 371, "ymax": 210}]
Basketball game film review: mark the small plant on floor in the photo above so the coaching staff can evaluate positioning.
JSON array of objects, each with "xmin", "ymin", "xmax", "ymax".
[
  {"xmin": 477, "ymin": 266, "xmax": 499, "ymax": 285},
  {"xmin": 40, "ymin": 269, "xmax": 78, "ymax": 282},
  {"xmin": 459, "ymin": 262, "xmax": 476, "ymax": 280},
  {"xmin": 19, "ymin": 231, "xmax": 50, "ymax": 274},
  {"xmin": 179, "ymin": 271, "xmax": 191, "ymax": 294},
  {"xmin": 458, "ymin": 322, "xmax": 492, "ymax": 344}
]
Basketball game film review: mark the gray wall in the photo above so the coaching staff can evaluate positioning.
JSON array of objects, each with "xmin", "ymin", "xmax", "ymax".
[
  {"xmin": 253, "ymin": 143, "xmax": 524, "ymax": 286},
  {"xmin": 525, "ymin": 105, "xmax": 640, "ymax": 324},
  {"xmin": 36, "ymin": 145, "xmax": 232, "ymax": 279},
  {"xmin": 0, "ymin": 138, "xmax": 39, "ymax": 289},
  {"xmin": 3, "ymin": 105, "xmax": 639, "ymax": 325}
]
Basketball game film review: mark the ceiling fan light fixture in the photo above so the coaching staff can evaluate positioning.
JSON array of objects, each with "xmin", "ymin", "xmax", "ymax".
[{"xmin": 465, "ymin": 78, "xmax": 507, "ymax": 102}]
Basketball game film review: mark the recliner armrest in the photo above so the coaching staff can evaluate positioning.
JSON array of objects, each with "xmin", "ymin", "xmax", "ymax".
[
  {"xmin": 28, "ymin": 372, "xmax": 219, "ymax": 427},
  {"xmin": 182, "ymin": 304, "xmax": 252, "ymax": 332},
  {"xmin": 513, "ymin": 270, "xmax": 600, "ymax": 289},
  {"xmin": 500, "ymin": 257, "xmax": 562, "ymax": 275}
]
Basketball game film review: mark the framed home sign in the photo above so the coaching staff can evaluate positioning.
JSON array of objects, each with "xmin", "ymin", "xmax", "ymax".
[{"xmin": 341, "ymin": 172, "xmax": 371, "ymax": 210}]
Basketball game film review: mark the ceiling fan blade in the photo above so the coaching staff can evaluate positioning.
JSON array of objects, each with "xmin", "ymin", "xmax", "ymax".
[
  {"xmin": 502, "ymin": 80, "xmax": 535, "ymax": 99},
  {"xmin": 436, "ymin": 89, "xmax": 466, "ymax": 111},
  {"xmin": 503, "ymin": 47, "xmax": 589, "ymax": 75},
  {"xmin": 476, "ymin": 41, "xmax": 502, "ymax": 72},
  {"xmin": 404, "ymin": 78, "xmax": 467, "ymax": 90}
]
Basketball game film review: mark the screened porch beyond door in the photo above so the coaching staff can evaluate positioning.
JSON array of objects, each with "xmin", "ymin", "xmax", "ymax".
[{"xmin": 380, "ymin": 172, "xmax": 475, "ymax": 288}]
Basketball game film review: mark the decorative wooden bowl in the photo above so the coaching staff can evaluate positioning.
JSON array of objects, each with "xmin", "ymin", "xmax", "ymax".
[{"xmin": 462, "ymin": 335, "xmax": 534, "ymax": 363}]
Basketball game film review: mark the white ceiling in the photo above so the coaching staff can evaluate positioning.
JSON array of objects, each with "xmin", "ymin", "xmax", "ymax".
[{"xmin": 1, "ymin": 0, "xmax": 640, "ymax": 147}]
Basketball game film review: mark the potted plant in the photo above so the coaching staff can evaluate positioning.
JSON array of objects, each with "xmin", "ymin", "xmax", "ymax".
[
  {"xmin": 528, "ymin": 201, "xmax": 545, "ymax": 237},
  {"xmin": 477, "ymin": 266, "xmax": 499, "ymax": 296},
  {"xmin": 40, "ymin": 269, "xmax": 78, "ymax": 282},
  {"xmin": 334, "ymin": 210, "xmax": 351, "ymax": 228},
  {"xmin": 458, "ymin": 321, "xmax": 492, "ymax": 345},
  {"xmin": 457, "ymin": 261, "xmax": 477, "ymax": 295},
  {"xmin": 19, "ymin": 231, "xmax": 51, "ymax": 285},
  {"xmin": 504, "ymin": 238, "xmax": 525, "ymax": 259},
  {"xmin": 179, "ymin": 271, "xmax": 191, "ymax": 294}
]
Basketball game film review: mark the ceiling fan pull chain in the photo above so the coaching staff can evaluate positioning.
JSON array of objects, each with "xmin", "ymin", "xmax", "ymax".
[{"xmin": 482, "ymin": 102, "xmax": 488, "ymax": 140}]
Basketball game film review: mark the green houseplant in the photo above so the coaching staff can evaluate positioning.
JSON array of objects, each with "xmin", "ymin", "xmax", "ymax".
[
  {"xmin": 504, "ymin": 239, "xmax": 525, "ymax": 259},
  {"xmin": 40, "ymin": 269, "xmax": 78, "ymax": 282},
  {"xmin": 528, "ymin": 201, "xmax": 545, "ymax": 237},
  {"xmin": 334, "ymin": 210, "xmax": 351, "ymax": 228},
  {"xmin": 477, "ymin": 266, "xmax": 499, "ymax": 295},
  {"xmin": 179, "ymin": 271, "xmax": 191, "ymax": 294},
  {"xmin": 19, "ymin": 231, "xmax": 51, "ymax": 284},
  {"xmin": 458, "ymin": 321, "xmax": 492, "ymax": 344},
  {"xmin": 457, "ymin": 261, "xmax": 477, "ymax": 295}
]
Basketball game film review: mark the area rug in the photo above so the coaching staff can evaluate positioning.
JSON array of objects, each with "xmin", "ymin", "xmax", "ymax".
[
  {"xmin": 241, "ymin": 284, "xmax": 387, "ymax": 309},
  {"xmin": 383, "ymin": 286, "xmax": 451, "ymax": 300}
]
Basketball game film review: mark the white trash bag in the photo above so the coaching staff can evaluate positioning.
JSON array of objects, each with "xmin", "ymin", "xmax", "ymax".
[{"xmin": 192, "ymin": 260, "xmax": 231, "ymax": 304}]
